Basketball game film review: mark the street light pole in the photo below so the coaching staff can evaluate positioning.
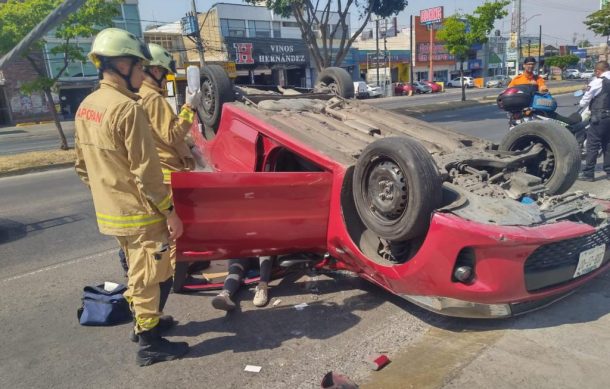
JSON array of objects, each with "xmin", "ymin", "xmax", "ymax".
[{"xmin": 191, "ymin": 0, "xmax": 205, "ymax": 67}]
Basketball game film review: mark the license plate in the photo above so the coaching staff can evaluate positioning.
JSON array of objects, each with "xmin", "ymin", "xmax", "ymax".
[{"xmin": 573, "ymin": 244, "xmax": 606, "ymax": 278}]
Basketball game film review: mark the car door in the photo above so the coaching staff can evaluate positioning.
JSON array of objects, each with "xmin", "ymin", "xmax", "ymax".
[{"xmin": 172, "ymin": 171, "xmax": 333, "ymax": 262}]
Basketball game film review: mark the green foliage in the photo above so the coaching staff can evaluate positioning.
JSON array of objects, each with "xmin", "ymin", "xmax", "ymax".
[
  {"xmin": 545, "ymin": 55, "xmax": 579, "ymax": 70},
  {"xmin": 0, "ymin": 0, "xmax": 121, "ymax": 89},
  {"xmin": 584, "ymin": 4, "xmax": 610, "ymax": 37},
  {"xmin": 437, "ymin": 1, "xmax": 510, "ymax": 60}
]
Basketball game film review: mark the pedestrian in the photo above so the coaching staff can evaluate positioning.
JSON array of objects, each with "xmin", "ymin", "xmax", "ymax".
[
  {"xmin": 137, "ymin": 43, "xmax": 208, "ymax": 289},
  {"xmin": 508, "ymin": 56, "xmax": 548, "ymax": 93},
  {"xmin": 74, "ymin": 27, "xmax": 188, "ymax": 366},
  {"xmin": 579, "ymin": 60, "xmax": 610, "ymax": 182},
  {"xmin": 212, "ymin": 256, "xmax": 273, "ymax": 311}
]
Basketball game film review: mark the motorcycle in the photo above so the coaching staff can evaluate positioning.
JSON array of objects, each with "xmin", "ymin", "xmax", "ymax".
[{"xmin": 497, "ymin": 86, "xmax": 588, "ymax": 155}]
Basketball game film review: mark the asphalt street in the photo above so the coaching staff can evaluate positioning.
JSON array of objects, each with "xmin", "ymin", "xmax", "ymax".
[
  {"xmin": 0, "ymin": 121, "xmax": 75, "ymax": 156},
  {"xmin": 1, "ymin": 94, "xmax": 610, "ymax": 388}
]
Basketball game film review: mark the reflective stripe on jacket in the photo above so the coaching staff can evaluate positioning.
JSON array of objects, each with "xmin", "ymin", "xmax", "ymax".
[
  {"xmin": 74, "ymin": 79, "xmax": 172, "ymax": 236},
  {"xmin": 138, "ymin": 80, "xmax": 195, "ymax": 184}
]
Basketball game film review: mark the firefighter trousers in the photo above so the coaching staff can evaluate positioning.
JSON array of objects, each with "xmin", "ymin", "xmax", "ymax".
[{"xmin": 116, "ymin": 221, "xmax": 173, "ymax": 334}]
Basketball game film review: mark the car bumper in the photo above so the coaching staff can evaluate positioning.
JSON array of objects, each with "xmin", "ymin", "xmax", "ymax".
[{"xmin": 332, "ymin": 212, "xmax": 610, "ymax": 318}]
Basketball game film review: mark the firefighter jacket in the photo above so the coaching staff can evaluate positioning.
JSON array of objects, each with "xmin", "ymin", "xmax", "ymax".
[
  {"xmin": 138, "ymin": 80, "xmax": 195, "ymax": 184},
  {"xmin": 74, "ymin": 79, "xmax": 173, "ymax": 236}
]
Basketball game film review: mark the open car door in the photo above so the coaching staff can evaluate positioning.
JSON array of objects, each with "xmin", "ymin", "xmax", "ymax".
[{"xmin": 172, "ymin": 171, "xmax": 333, "ymax": 262}]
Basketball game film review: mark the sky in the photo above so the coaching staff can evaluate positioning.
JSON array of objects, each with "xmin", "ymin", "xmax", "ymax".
[{"xmin": 138, "ymin": 0, "xmax": 606, "ymax": 46}]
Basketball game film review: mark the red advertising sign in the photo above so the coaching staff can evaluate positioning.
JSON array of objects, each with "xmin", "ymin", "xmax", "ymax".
[{"xmin": 420, "ymin": 6, "xmax": 444, "ymax": 24}]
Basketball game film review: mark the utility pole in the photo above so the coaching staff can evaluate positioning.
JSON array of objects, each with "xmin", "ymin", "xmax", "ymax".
[
  {"xmin": 376, "ymin": 18, "xmax": 380, "ymax": 87},
  {"xmin": 516, "ymin": 0, "xmax": 521, "ymax": 74},
  {"xmin": 410, "ymin": 15, "xmax": 414, "ymax": 84},
  {"xmin": 538, "ymin": 25, "xmax": 542, "ymax": 74},
  {"xmin": 191, "ymin": 0, "xmax": 205, "ymax": 67}
]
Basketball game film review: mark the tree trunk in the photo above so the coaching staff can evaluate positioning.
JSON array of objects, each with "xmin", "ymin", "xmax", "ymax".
[
  {"xmin": 43, "ymin": 87, "xmax": 68, "ymax": 150},
  {"xmin": 460, "ymin": 61, "xmax": 466, "ymax": 102}
]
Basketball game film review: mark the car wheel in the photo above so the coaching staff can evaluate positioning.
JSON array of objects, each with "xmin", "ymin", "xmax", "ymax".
[
  {"xmin": 200, "ymin": 64, "xmax": 234, "ymax": 139},
  {"xmin": 315, "ymin": 67, "xmax": 355, "ymax": 98},
  {"xmin": 353, "ymin": 137, "xmax": 442, "ymax": 242},
  {"xmin": 172, "ymin": 262, "xmax": 189, "ymax": 293},
  {"xmin": 499, "ymin": 121, "xmax": 580, "ymax": 195}
]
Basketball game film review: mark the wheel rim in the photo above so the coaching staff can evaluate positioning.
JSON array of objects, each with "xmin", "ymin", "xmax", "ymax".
[
  {"xmin": 509, "ymin": 136, "xmax": 556, "ymax": 182},
  {"xmin": 363, "ymin": 158, "xmax": 408, "ymax": 224},
  {"xmin": 201, "ymin": 78, "xmax": 216, "ymax": 117}
]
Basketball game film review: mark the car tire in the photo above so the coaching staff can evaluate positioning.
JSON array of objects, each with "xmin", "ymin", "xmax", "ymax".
[
  {"xmin": 200, "ymin": 64, "xmax": 234, "ymax": 139},
  {"xmin": 172, "ymin": 262, "xmax": 189, "ymax": 293},
  {"xmin": 499, "ymin": 121, "xmax": 581, "ymax": 195},
  {"xmin": 316, "ymin": 67, "xmax": 355, "ymax": 98},
  {"xmin": 353, "ymin": 137, "xmax": 442, "ymax": 242}
]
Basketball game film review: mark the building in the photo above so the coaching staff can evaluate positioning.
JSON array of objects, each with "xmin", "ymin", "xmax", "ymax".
[
  {"xmin": 144, "ymin": 22, "xmax": 188, "ymax": 69},
  {"xmin": 44, "ymin": 0, "xmax": 143, "ymax": 119},
  {"xmin": 413, "ymin": 16, "xmax": 455, "ymax": 82}
]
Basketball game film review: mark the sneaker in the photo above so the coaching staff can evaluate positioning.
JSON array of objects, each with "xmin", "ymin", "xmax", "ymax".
[
  {"xmin": 253, "ymin": 284, "xmax": 269, "ymax": 307},
  {"xmin": 211, "ymin": 290, "xmax": 236, "ymax": 311},
  {"xmin": 136, "ymin": 328, "xmax": 189, "ymax": 367},
  {"xmin": 578, "ymin": 173, "xmax": 595, "ymax": 182},
  {"xmin": 130, "ymin": 315, "xmax": 176, "ymax": 343}
]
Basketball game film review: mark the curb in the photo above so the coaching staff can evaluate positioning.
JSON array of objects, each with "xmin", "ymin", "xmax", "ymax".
[{"xmin": 0, "ymin": 162, "xmax": 73, "ymax": 178}]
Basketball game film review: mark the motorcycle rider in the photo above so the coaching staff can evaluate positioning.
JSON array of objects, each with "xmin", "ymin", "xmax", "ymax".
[
  {"xmin": 579, "ymin": 60, "xmax": 610, "ymax": 181},
  {"xmin": 508, "ymin": 56, "xmax": 549, "ymax": 93},
  {"xmin": 75, "ymin": 28, "xmax": 189, "ymax": 366}
]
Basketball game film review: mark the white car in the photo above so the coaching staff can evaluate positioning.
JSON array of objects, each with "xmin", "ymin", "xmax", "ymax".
[
  {"xmin": 447, "ymin": 76, "xmax": 474, "ymax": 88},
  {"xmin": 564, "ymin": 69, "xmax": 580, "ymax": 79},
  {"xmin": 485, "ymin": 75, "xmax": 510, "ymax": 88},
  {"xmin": 580, "ymin": 70, "xmax": 594, "ymax": 79},
  {"xmin": 353, "ymin": 81, "xmax": 383, "ymax": 98}
]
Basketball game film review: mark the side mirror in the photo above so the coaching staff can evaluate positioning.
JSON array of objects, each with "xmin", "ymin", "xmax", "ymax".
[
  {"xmin": 187, "ymin": 65, "xmax": 201, "ymax": 93},
  {"xmin": 573, "ymin": 90, "xmax": 584, "ymax": 97}
]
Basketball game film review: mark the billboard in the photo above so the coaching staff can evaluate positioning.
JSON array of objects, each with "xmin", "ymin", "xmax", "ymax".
[{"xmin": 420, "ymin": 7, "xmax": 444, "ymax": 25}]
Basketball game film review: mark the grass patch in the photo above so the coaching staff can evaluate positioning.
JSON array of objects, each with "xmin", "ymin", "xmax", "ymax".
[{"xmin": 0, "ymin": 149, "xmax": 75, "ymax": 174}]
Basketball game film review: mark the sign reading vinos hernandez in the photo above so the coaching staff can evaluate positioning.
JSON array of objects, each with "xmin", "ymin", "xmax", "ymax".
[{"xmin": 225, "ymin": 37, "xmax": 308, "ymax": 65}]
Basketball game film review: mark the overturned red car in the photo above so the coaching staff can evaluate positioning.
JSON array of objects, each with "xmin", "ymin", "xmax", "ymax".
[{"xmin": 172, "ymin": 66, "xmax": 610, "ymax": 318}]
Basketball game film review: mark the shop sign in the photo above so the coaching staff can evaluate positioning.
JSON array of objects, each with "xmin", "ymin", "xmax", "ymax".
[
  {"xmin": 225, "ymin": 37, "xmax": 308, "ymax": 65},
  {"xmin": 420, "ymin": 6, "xmax": 444, "ymax": 25},
  {"xmin": 416, "ymin": 43, "xmax": 454, "ymax": 62},
  {"xmin": 468, "ymin": 59, "xmax": 482, "ymax": 70}
]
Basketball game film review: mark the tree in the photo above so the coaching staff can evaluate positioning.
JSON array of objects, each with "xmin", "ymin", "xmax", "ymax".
[
  {"xmin": 584, "ymin": 4, "xmax": 610, "ymax": 56},
  {"xmin": 577, "ymin": 39, "xmax": 592, "ymax": 48},
  {"xmin": 545, "ymin": 54, "xmax": 579, "ymax": 71},
  {"xmin": 247, "ymin": 0, "xmax": 408, "ymax": 72},
  {"xmin": 436, "ymin": 1, "xmax": 510, "ymax": 101},
  {"xmin": 0, "ymin": 0, "xmax": 120, "ymax": 150}
]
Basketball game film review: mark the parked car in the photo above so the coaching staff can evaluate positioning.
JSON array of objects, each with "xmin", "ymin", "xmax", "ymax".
[
  {"xmin": 353, "ymin": 81, "xmax": 383, "ymax": 98},
  {"xmin": 394, "ymin": 82, "xmax": 414, "ymax": 96},
  {"xmin": 421, "ymin": 80, "xmax": 442, "ymax": 93},
  {"xmin": 580, "ymin": 70, "xmax": 594, "ymax": 79},
  {"xmin": 173, "ymin": 65, "xmax": 609, "ymax": 318},
  {"xmin": 447, "ymin": 76, "xmax": 474, "ymax": 88},
  {"xmin": 412, "ymin": 81, "xmax": 433, "ymax": 94},
  {"xmin": 485, "ymin": 75, "xmax": 511, "ymax": 88},
  {"xmin": 564, "ymin": 69, "xmax": 580, "ymax": 79},
  {"xmin": 366, "ymin": 83, "xmax": 383, "ymax": 98}
]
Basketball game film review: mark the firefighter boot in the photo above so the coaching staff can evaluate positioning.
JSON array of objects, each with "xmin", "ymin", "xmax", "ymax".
[
  {"xmin": 136, "ymin": 327, "xmax": 189, "ymax": 367},
  {"xmin": 131, "ymin": 278, "xmax": 176, "ymax": 342}
]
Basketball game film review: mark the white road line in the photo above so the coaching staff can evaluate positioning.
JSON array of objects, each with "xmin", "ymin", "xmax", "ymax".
[{"xmin": 0, "ymin": 248, "xmax": 116, "ymax": 283}]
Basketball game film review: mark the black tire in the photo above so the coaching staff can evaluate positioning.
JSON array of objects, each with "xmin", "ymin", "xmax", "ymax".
[
  {"xmin": 172, "ymin": 262, "xmax": 189, "ymax": 293},
  {"xmin": 353, "ymin": 137, "xmax": 442, "ymax": 242},
  {"xmin": 316, "ymin": 67, "xmax": 355, "ymax": 98},
  {"xmin": 200, "ymin": 65, "xmax": 234, "ymax": 139},
  {"xmin": 499, "ymin": 121, "xmax": 581, "ymax": 195}
]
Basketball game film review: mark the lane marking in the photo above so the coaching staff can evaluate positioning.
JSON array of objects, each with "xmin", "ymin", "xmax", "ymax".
[{"xmin": 0, "ymin": 248, "xmax": 116, "ymax": 283}]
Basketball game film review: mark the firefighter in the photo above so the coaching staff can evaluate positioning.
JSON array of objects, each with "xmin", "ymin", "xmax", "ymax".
[
  {"xmin": 74, "ymin": 27, "xmax": 188, "ymax": 366},
  {"xmin": 137, "ymin": 43, "xmax": 206, "ymax": 288}
]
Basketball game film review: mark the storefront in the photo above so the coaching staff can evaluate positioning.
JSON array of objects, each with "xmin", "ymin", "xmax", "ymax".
[
  {"xmin": 224, "ymin": 37, "xmax": 309, "ymax": 87},
  {"xmin": 357, "ymin": 50, "xmax": 411, "ymax": 83},
  {"xmin": 413, "ymin": 16, "xmax": 456, "ymax": 82}
]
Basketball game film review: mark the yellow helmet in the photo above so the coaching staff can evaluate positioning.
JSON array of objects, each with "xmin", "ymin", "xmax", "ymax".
[
  {"xmin": 88, "ymin": 28, "xmax": 152, "ymax": 68},
  {"xmin": 147, "ymin": 43, "xmax": 177, "ymax": 74}
]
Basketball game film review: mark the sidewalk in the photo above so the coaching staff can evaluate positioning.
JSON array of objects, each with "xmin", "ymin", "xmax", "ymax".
[{"xmin": 0, "ymin": 120, "xmax": 75, "ymax": 139}]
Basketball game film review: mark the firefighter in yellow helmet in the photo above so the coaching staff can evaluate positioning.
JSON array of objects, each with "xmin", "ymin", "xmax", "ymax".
[
  {"xmin": 137, "ymin": 44, "xmax": 205, "ymax": 288},
  {"xmin": 74, "ymin": 28, "xmax": 188, "ymax": 366}
]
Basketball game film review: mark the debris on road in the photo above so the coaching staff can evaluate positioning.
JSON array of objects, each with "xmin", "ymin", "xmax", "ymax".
[
  {"xmin": 320, "ymin": 371, "xmax": 358, "ymax": 388},
  {"xmin": 294, "ymin": 302, "xmax": 309, "ymax": 310},
  {"xmin": 272, "ymin": 298, "xmax": 281, "ymax": 307},
  {"xmin": 244, "ymin": 365, "xmax": 262, "ymax": 373},
  {"xmin": 367, "ymin": 354, "xmax": 391, "ymax": 371}
]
